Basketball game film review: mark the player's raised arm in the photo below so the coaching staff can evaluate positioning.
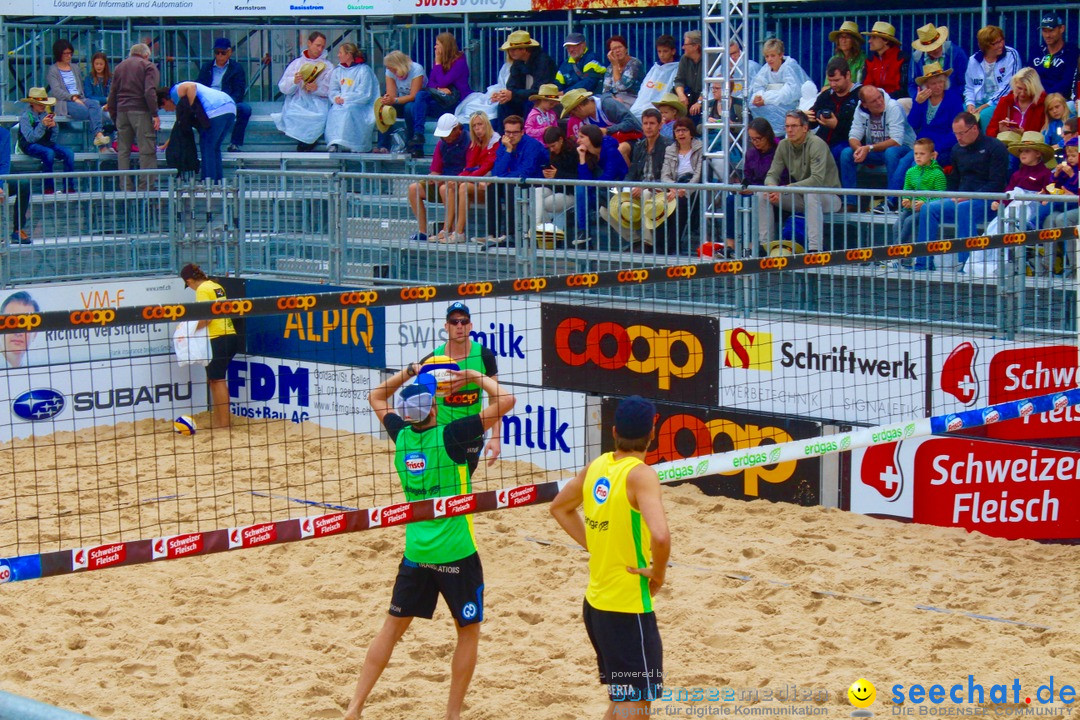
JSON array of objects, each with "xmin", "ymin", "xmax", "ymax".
[{"xmin": 369, "ymin": 362, "xmax": 423, "ymax": 422}]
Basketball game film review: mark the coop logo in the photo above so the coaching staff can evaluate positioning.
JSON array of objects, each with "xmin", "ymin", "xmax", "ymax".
[
  {"xmin": 69, "ymin": 309, "xmax": 115, "ymax": 326},
  {"xmin": 211, "ymin": 300, "xmax": 253, "ymax": 316},
  {"xmin": 802, "ymin": 252, "xmax": 831, "ymax": 266},
  {"xmin": 759, "ymin": 257, "xmax": 788, "ymax": 270},
  {"xmin": 1003, "ymin": 233, "xmax": 1026, "ymax": 245},
  {"xmin": 714, "ymin": 261, "xmax": 743, "ymax": 274},
  {"xmin": 0, "ymin": 313, "xmax": 41, "ymax": 330},
  {"xmin": 860, "ymin": 441, "xmax": 903, "ymax": 501},
  {"xmin": 403, "ymin": 451, "xmax": 427, "ymax": 476},
  {"xmin": 647, "ymin": 413, "xmax": 796, "ymax": 497},
  {"xmin": 617, "ymin": 270, "xmax": 649, "ymax": 283},
  {"xmin": 513, "ymin": 278, "xmax": 547, "ymax": 292},
  {"xmin": 276, "ymin": 295, "xmax": 316, "ymax": 311},
  {"xmin": 400, "ymin": 286, "xmax": 437, "ymax": 301},
  {"xmin": 141, "ymin": 305, "xmax": 186, "ymax": 320},
  {"xmin": 340, "ymin": 290, "xmax": 379, "ymax": 306},
  {"xmin": 941, "ymin": 341, "xmax": 979, "ymax": 405},
  {"xmin": 565, "ymin": 273, "xmax": 599, "ymax": 288},
  {"xmin": 966, "ymin": 237, "xmax": 990, "ymax": 249},
  {"xmin": 926, "ymin": 241, "xmax": 952, "ymax": 253},
  {"xmin": 555, "ymin": 317, "xmax": 704, "ymax": 390},
  {"xmin": 457, "ymin": 282, "xmax": 493, "ymax": 296},
  {"xmin": 887, "ymin": 244, "xmax": 913, "ymax": 257},
  {"xmin": 724, "ymin": 328, "xmax": 773, "ymax": 371},
  {"xmin": 593, "ymin": 476, "xmax": 611, "ymax": 504},
  {"xmin": 846, "ymin": 248, "xmax": 873, "ymax": 262},
  {"xmin": 666, "ymin": 265, "xmax": 697, "ymax": 278},
  {"xmin": 12, "ymin": 388, "xmax": 65, "ymax": 421},
  {"xmin": 1039, "ymin": 229, "xmax": 1062, "ymax": 241}
]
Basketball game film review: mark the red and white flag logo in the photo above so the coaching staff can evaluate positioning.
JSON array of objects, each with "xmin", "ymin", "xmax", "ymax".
[
  {"xmin": 860, "ymin": 441, "xmax": 904, "ymax": 502},
  {"xmin": 942, "ymin": 342, "xmax": 979, "ymax": 405}
]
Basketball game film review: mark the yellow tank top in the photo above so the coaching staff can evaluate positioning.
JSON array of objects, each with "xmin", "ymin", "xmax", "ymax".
[{"xmin": 582, "ymin": 452, "xmax": 653, "ymax": 613}]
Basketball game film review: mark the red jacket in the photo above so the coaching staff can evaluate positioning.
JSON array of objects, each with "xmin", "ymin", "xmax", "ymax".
[
  {"xmin": 864, "ymin": 45, "xmax": 907, "ymax": 99},
  {"xmin": 459, "ymin": 137, "xmax": 498, "ymax": 177},
  {"xmin": 986, "ymin": 91, "xmax": 1047, "ymax": 138}
]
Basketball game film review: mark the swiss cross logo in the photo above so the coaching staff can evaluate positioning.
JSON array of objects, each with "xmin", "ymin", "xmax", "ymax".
[
  {"xmin": 941, "ymin": 342, "xmax": 979, "ymax": 405},
  {"xmin": 860, "ymin": 441, "xmax": 903, "ymax": 502},
  {"xmin": 152, "ymin": 534, "xmax": 204, "ymax": 560}
]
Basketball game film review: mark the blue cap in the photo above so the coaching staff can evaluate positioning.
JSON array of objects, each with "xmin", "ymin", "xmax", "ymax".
[
  {"xmin": 397, "ymin": 375, "xmax": 436, "ymax": 423},
  {"xmin": 614, "ymin": 395, "xmax": 656, "ymax": 440},
  {"xmin": 564, "ymin": 32, "xmax": 586, "ymax": 46},
  {"xmin": 1041, "ymin": 12, "xmax": 1063, "ymax": 28},
  {"xmin": 446, "ymin": 302, "xmax": 470, "ymax": 319},
  {"xmin": 214, "ymin": 37, "xmax": 232, "ymax": 51}
]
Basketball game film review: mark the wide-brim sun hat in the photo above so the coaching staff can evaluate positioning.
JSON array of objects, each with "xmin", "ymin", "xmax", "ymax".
[
  {"xmin": 912, "ymin": 23, "xmax": 949, "ymax": 53},
  {"xmin": 560, "ymin": 88, "xmax": 594, "ymax": 119},
  {"xmin": 21, "ymin": 87, "xmax": 56, "ymax": 106},
  {"xmin": 915, "ymin": 61, "xmax": 953, "ymax": 86},
  {"xmin": 529, "ymin": 83, "xmax": 562, "ymax": 102},
  {"xmin": 863, "ymin": 21, "xmax": 900, "ymax": 45},
  {"xmin": 299, "ymin": 61, "xmax": 328, "ymax": 83},
  {"xmin": 374, "ymin": 97, "xmax": 397, "ymax": 132},
  {"xmin": 500, "ymin": 30, "xmax": 540, "ymax": 51},
  {"xmin": 641, "ymin": 194, "xmax": 678, "ymax": 231},
  {"xmin": 1008, "ymin": 130, "xmax": 1054, "ymax": 163},
  {"xmin": 652, "ymin": 92, "xmax": 687, "ymax": 118},
  {"xmin": 829, "ymin": 21, "xmax": 862, "ymax": 44}
]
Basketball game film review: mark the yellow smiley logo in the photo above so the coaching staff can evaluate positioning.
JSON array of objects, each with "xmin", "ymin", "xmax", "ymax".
[{"xmin": 848, "ymin": 678, "xmax": 876, "ymax": 708}]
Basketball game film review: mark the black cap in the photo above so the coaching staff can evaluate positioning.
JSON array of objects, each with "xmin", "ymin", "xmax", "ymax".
[
  {"xmin": 614, "ymin": 395, "xmax": 656, "ymax": 440},
  {"xmin": 446, "ymin": 301, "xmax": 471, "ymax": 319},
  {"xmin": 1041, "ymin": 12, "xmax": 1064, "ymax": 28}
]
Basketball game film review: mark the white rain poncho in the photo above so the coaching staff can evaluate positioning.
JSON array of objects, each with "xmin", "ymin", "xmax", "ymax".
[
  {"xmin": 273, "ymin": 49, "xmax": 334, "ymax": 144},
  {"xmin": 325, "ymin": 62, "xmax": 379, "ymax": 151},
  {"xmin": 747, "ymin": 56, "xmax": 811, "ymax": 134},
  {"xmin": 629, "ymin": 61, "xmax": 679, "ymax": 118},
  {"xmin": 454, "ymin": 62, "xmax": 511, "ymax": 125}
]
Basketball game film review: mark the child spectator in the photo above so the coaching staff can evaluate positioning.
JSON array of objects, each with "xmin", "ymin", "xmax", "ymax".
[
  {"xmin": 1043, "ymin": 137, "xmax": 1078, "ymax": 272},
  {"xmin": 1042, "ymin": 92, "xmax": 1076, "ymax": 150},
  {"xmin": 895, "ymin": 138, "xmax": 946, "ymax": 249},
  {"xmin": 652, "ymin": 93, "xmax": 686, "ymax": 139},
  {"xmin": 524, "ymin": 84, "xmax": 561, "ymax": 141},
  {"xmin": 18, "ymin": 88, "xmax": 75, "ymax": 194}
]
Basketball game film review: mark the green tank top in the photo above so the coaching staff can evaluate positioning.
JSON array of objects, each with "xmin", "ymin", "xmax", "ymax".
[
  {"xmin": 434, "ymin": 340, "xmax": 485, "ymax": 423},
  {"xmin": 393, "ymin": 424, "xmax": 476, "ymax": 564}
]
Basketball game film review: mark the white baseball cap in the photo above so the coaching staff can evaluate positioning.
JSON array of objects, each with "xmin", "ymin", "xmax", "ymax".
[
  {"xmin": 433, "ymin": 113, "xmax": 460, "ymax": 138},
  {"xmin": 396, "ymin": 376, "xmax": 436, "ymax": 423}
]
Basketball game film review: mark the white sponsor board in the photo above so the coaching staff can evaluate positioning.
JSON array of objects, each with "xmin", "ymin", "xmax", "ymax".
[
  {"xmin": 0, "ymin": 354, "xmax": 203, "ymax": 442},
  {"xmin": 228, "ymin": 354, "xmax": 382, "ymax": 436},
  {"xmin": 717, "ymin": 321, "xmax": 927, "ymax": 425},
  {"xmin": 2, "ymin": 0, "xmax": 531, "ymax": 16},
  {"xmin": 496, "ymin": 387, "xmax": 585, "ymax": 471},
  {"xmin": 1, "ymin": 277, "xmax": 189, "ymax": 370},
  {"xmin": 385, "ymin": 297, "xmax": 542, "ymax": 390}
]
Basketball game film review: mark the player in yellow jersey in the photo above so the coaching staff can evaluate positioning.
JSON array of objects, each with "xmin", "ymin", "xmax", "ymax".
[
  {"xmin": 180, "ymin": 263, "xmax": 239, "ymax": 428},
  {"xmin": 550, "ymin": 395, "xmax": 671, "ymax": 718}
]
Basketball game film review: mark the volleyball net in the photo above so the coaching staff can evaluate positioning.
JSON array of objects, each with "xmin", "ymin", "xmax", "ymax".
[{"xmin": 2, "ymin": 224, "xmax": 1079, "ymax": 582}]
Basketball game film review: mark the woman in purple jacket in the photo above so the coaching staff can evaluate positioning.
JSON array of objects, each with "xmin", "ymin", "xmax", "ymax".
[
  {"xmin": 412, "ymin": 33, "xmax": 471, "ymax": 137},
  {"xmin": 721, "ymin": 116, "xmax": 781, "ymax": 250}
]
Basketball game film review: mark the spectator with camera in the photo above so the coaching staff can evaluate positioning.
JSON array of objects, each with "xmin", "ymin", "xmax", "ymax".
[{"xmin": 809, "ymin": 56, "xmax": 861, "ymax": 165}]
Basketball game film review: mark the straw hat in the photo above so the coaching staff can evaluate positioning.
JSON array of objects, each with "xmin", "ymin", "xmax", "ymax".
[
  {"xmin": 915, "ymin": 61, "xmax": 953, "ymax": 86},
  {"xmin": 764, "ymin": 239, "xmax": 805, "ymax": 256},
  {"xmin": 534, "ymin": 222, "xmax": 565, "ymax": 249},
  {"xmin": 374, "ymin": 97, "xmax": 397, "ymax": 133},
  {"xmin": 863, "ymin": 22, "xmax": 900, "ymax": 45},
  {"xmin": 560, "ymin": 88, "xmax": 594, "ymax": 119},
  {"xmin": 529, "ymin": 83, "xmax": 562, "ymax": 102},
  {"xmin": 996, "ymin": 130, "xmax": 1022, "ymax": 147},
  {"xmin": 500, "ymin": 30, "xmax": 540, "ymax": 51},
  {"xmin": 652, "ymin": 93, "xmax": 687, "ymax": 117},
  {"xmin": 1008, "ymin": 130, "xmax": 1054, "ymax": 163},
  {"xmin": 608, "ymin": 191, "xmax": 646, "ymax": 230},
  {"xmin": 911, "ymin": 23, "xmax": 949, "ymax": 53},
  {"xmin": 299, "ymin": 61, "xmax": 328, "ymax": 83},
  {"xmin": 829, "ymin": 21, "xmax": 862, "ymax": 44},
  {"xmin": 21, "ymin": 87, "xmax": 56, "ymax": 106}
]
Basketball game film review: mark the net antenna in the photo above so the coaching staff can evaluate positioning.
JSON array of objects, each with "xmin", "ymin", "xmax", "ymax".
[{"xmin": 701, "ymin": 0, "xmax": 750, "ymax": 236}]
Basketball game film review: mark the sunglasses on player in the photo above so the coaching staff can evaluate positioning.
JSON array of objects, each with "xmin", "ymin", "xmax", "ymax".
[{"xmin": 447, "ymin": 318, "xmax": 470, "ymax": 326}]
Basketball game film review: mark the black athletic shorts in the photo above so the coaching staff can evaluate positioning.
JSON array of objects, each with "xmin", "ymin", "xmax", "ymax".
[
  {"xmin": 207, "ymin": 333, "xmax": 240, "ymax": 381},
  {"xmin": 583, "ymin": 598, "xmax": 664, "ymax": 702},
  {"xmin": 389, "ymin": 552, "xmax": 484, "ymax": 627}
]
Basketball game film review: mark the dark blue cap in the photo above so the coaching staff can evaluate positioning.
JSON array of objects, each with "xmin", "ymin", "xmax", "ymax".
[
  {"xmin": 564, "ymin": 32, "xmax": 586, "ymax": 46},
  {"xmin": 614, "ymin": 395, "xmax": 656, "ymax": 440},
  {"xmin": 214, "ymin": 37, "xmax": 232, "ymax": 50},
  {"xmin": 1041, "ymin": 12, "xmax": 1063, "ymax": 28},
  {"xmin": 446, "ymin": 302, "xmax": 470, "ymax": 319}
]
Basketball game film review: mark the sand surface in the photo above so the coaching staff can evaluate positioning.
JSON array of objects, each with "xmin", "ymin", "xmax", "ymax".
[{"xmin": 2, "ymin": 418, "xmax": 1079, "ymax": 719}]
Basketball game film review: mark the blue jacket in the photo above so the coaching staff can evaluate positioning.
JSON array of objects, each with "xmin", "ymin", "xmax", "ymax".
[
  {"xmin": 907, "ymin": 42, "xmax": 968, "ymax": 104},
  {"xmin": 493, "ymin": 134, "xmax": 548, "ymax": 179},
  {"xmin": 577, "ymin": 135, "xmax": 628, "ymax": 182},
  {"xmin": 556, "ymin": 47, "xmax": 606, "ymax": 93},
  {"xmin": 906, "ymin": 91, "xmax": 964, "ymax": 166},
  {"xmin": 196, "ymin": 59, "xmax": 247, "ymax": 104},
  {"xmin": 949, "ymin": 132, "xmax": 1009, "ymax": 193}
]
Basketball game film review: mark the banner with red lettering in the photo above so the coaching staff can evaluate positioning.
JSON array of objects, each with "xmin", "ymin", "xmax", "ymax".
[{"xmin": 852, "ymin": 435, "xmax": 1080, "ymax": 540}]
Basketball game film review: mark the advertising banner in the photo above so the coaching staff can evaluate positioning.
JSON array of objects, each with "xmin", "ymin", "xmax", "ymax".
[
  {"xmin": 542, "ymin": 304, "xmax": 720, "ymax": 405},
  {"xmin": 600, "ymin": 398, "xmax": 822, "ymax": 505},
  {"xmin": 0, "ymin": 354, "xmax": 203, "ymax": 442},
  {"xmin": 0, "ymin": 0, "xmax": 534, "ymax": 17},
  {"xmin": 1, "ymin": 277, "xmax": 189, "ymax": 370},
  {"xmin": 933, "ymin": 338, "xmax": 1079, "ymax": 449},
  {"xmin": 385, "ymin": 297, "xmax": 541, "ymax": 389},
  {"xmin": 851, "ymin": 435, "xmax": 1080, "ymax": 540},
  {"xmin": 244, "ymin": 279, "xmax": 386, "ymax": 371},
  {"xmin": 717, "ymin": 321, "xmax": 928, "ymax": 425}
]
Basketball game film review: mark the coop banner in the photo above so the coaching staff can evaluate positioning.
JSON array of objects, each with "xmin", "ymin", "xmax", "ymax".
[
  {"xmin": 386, "ymin": 297, "xmax": 542, "ymax": 389},
  {"xmin": 0, "ymin": 354, "xmax": 203, "ymax": 442},
  {"xmin": 600, "ymin": 398, "xmax": 823, "ymax": 505},
  {"xmin": 243, "ymin": 279, "xmax": 386, "ymax": 370},
  {"xmin": 5, "ymin": 0, "xmax": 536, "ymax": 17},
  {"xmin": 932, "ymin": 338, "xmax": 1079, "ymax": 449},
  {"xmin": 0, "ymin": 277, "xmax": 190, "ymax": 370},
  {"xmin": 717, "ymin": 321, "xmax": 928, "ymax": 425},
  {"xmin": 851, "ymin": 435, "xmax": 1080, "ymax": 541}
]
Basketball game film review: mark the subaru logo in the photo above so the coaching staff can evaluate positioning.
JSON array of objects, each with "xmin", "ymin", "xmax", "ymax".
[{"xmin": 13, "ymin": 389, "xmax": 65, "ymax": 421}]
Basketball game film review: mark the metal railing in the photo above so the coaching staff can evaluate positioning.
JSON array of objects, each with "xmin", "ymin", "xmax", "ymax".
[{"xmin": 2, "ymin": 166, "xmax": 1076, "ymax": 338}]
